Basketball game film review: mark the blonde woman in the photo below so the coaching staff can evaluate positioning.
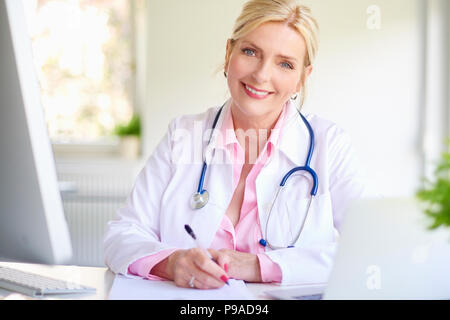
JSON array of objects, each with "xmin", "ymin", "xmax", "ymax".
[{"xmin": 104, "ymin": 0, "xmax": 365, "ymax": 289}]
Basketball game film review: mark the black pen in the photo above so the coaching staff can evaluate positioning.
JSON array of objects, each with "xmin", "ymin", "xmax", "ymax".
[{"xmin": 184, "ymin": 224, "xmax": 229, "ymax": 285}]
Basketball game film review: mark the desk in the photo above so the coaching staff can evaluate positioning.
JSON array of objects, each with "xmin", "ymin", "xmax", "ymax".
[{"xmin": 0, "ymin": 262, "xmax": 285, "ymax": 300}]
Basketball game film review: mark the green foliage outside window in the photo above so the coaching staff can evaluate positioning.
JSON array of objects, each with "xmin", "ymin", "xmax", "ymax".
[{"xmin": 416, "ymin": 143, "xmax": 450, "ymax": 230}]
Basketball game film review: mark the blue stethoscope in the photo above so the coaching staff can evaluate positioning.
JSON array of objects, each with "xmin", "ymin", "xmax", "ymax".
[{"xmin": 190, "ymin": 104, "xmax": 318, "ymax": 249}]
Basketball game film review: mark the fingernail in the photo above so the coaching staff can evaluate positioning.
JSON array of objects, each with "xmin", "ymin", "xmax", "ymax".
[
  {"xmin": 220, "ymin": 275, "xmax": 230, "ymax": 285},
  {"xmin": 224, "ymin": 263, "xmax": 228, "ymax": 273}
]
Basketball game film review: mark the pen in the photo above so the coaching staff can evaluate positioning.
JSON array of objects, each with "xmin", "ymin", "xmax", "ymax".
[{"xmin": 184, "ymin": 224, "xmax": 229, "ymax": 285}]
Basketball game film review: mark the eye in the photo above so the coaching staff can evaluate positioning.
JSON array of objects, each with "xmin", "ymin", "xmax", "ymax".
[
  {"xmin": 280, "ymin": 61, "xmax": 294, "ymax": 70},
  {"xmin": 242, "ymin": 48, "xmax": 256, "ymax": 56}
]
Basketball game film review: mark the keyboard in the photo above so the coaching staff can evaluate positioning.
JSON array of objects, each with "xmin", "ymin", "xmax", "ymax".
[{"xmin": 0, "ymin": 265, "xmax": 96, "ymax": 297}]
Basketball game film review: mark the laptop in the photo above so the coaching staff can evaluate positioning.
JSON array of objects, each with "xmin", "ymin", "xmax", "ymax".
[{"xmin": 265, "ymin": 197, "xmax": 450, "ymax": 300}]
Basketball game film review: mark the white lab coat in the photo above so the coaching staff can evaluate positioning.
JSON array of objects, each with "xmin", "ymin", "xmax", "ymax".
[{"xmin": 103, "ymin": 99, "xmax": 366, "ymax": 285}]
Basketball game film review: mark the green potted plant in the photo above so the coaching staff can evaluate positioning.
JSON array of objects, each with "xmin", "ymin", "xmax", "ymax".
[
  {"xmin": 114, "ymin": 114, "xmax": 141, "ymax": 159},
  {"xmin": 416, "ymin": 143, "xmax": 450, "ymax": 230}
]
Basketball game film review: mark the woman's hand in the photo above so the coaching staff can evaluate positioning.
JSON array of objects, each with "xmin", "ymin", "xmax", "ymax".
[
  {"xmin": 152, "ymin": 249, "xmax": 229, "ymax": 289},
  {"xmin": 209, "ymin": 249, "xmax": 262, "ymax": 283}
]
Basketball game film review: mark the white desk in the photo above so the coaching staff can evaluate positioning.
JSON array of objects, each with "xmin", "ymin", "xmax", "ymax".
[{"xmin": 0, "ymin": 262, "xmax": 286, "ymax": 300}]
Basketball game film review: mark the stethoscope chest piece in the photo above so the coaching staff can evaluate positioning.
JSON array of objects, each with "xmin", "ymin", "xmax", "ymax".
[{"xmin": 190, "ymin": 190, "xmax": 209, "ymax": 210}]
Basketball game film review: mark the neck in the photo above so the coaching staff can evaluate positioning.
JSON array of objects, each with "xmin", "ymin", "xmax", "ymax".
[
  {"xmin": 230, "ymin": 102, "xmax": 284, "ymax": 164},
  {"xmin": 230, "ymin": 105, "xmax": 282, "ymax": 133}
]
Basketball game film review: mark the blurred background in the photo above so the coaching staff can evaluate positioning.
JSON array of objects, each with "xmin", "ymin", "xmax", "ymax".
[{"xmin": 20, "ymin": 0, "xmax": 449, "ymax": 267}]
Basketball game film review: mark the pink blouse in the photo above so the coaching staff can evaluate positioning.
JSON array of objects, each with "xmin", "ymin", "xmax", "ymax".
[{"xmin": 128, "ymin": 103, "xmax": 288, "ymax": 283}]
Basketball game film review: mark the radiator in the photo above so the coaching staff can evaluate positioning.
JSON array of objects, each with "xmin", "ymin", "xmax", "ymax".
[{"xmin": 56, "ymin": 160, "xmax": 143, "ymax": 267}]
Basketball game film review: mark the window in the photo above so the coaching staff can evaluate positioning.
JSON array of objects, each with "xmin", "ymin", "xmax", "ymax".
[{"xmin": 22, "ymin": 0, "xmax": 135, "ymax": 144}]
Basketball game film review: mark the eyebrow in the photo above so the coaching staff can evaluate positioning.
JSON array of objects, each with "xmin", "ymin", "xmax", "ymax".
[{"xmin": 241, "ymin": 40, "xmax": 298, "ymax": 62}]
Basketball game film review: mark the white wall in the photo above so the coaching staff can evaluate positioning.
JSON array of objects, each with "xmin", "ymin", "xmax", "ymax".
[
  {"xmin": 142, "ymin": 0, "xmax": 430, "ymax": 197},
  {"xmin": 423, "ymin": 0, "xmax": 450, "ymax": 181},
  {"xmin": 301, "ymin": 0, "xmax": 424, "ymax": 197}
]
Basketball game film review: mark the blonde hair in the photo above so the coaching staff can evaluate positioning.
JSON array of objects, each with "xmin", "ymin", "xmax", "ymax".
[{"xmin": 224, "ymin": 0, "xmax": 319, "ymax": 107}]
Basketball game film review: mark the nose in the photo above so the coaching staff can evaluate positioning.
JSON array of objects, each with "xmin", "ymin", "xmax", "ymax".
[{"xmin": 252, "ymin": 59, "xmax": 272, "ymax": 84}]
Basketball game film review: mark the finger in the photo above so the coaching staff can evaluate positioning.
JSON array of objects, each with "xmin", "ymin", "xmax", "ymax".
[
  {"xmin": 189, "ymin": 277, "xmax": 201, "ymax": 289},
  {"xmin": 174, "ymin": 249, "xmax": 225, "ymax": 289},
  {"xmin": 175, "ymin": 265, "xmax": 209, "ymax": 289},
  {"xmin": 178, "ymin": 264, "xmax": 222, "ymax": 289},
  {"xmin": 172, "ymin": 253, "xmax": 202, "ymax": 288},
  {"xmin": 207, "ymin": 248, "xmax": 220, "ymax": 262},
  {"xmin": 191, "ymin": 249, "xmax": 229, "ymax": 286},
  {"xmin": 191, "ymin": 264, "xmax": 226, "ymax": 289},
  {"xmin": 208, "ymin": 249, "xmax": 230, "ymax": 273},
  {"xmin": 195, "ymin": 249, "xmax": 228, "ymax": 277},
  {"xmin": 174, "ymin": 266, "xmax": 195, "ymax": 288}
]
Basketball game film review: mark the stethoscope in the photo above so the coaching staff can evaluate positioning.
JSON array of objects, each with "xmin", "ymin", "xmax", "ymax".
[{"xmin": 190, "ymin": 103, "xmax": 318, "ymax": 249}]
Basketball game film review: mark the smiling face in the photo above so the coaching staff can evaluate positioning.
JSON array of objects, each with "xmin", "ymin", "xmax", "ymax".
[{"xmin": 225, "ymin": 21, "xmax": 312, "ymax": 128}]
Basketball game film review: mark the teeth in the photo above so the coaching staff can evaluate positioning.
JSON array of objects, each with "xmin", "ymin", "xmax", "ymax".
[{"xmin": 245, "ymin": 84, "xmax": 269, "ymax": 96}]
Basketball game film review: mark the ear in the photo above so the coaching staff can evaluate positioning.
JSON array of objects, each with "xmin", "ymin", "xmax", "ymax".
[{"xmin": 295, "ymin": 65, "xmax": 313, "ymax": 92}]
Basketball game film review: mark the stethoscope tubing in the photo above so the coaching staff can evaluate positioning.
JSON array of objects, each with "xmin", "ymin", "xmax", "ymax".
[
  {"xmin": 197, "ymin": 163, "xmax": 207, "ymax": 194},
  {"xmin": 196, "ymin": 107, "xmax": 224, "ymax": 194},
  {"xmin": 280, "ymin": 166, "xmax": 318, "ymax": 196}
]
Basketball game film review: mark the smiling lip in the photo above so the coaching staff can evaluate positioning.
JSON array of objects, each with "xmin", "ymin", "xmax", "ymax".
[{"xmin": 241, "ymin": 82, "xmax": 273, "ymax": 99}]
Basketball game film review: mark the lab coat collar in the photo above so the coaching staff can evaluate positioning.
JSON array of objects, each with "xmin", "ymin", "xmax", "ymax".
[
  {"xmin": 203, "ymin": 99, "xmax": 231, "ymax": 164},
  {"xmin": 276, "ymin": 100, "xmax": 311, "ymax": 167}
]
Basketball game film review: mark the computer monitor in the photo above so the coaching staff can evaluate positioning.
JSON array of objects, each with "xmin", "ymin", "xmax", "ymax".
[{"xmin": 0, "ymin": 0, "xmax": 73, "ymax": 265}]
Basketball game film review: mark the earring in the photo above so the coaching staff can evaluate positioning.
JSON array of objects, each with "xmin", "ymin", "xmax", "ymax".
[
  {"xmin": 224, "ymin": 71, "xmax": 227, "ymax": 78},
  {"xmin": 291, "ymin": 93, "xmax": 298, "ymax": 100}
]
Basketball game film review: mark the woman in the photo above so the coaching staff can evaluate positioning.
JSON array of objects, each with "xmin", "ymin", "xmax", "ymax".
[{"xmin": 104, "ymin": 0, "xmax": 365, "ymax": 289}]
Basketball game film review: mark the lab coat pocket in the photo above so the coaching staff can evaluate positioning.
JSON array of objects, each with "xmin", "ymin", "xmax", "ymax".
[
  {"xmin": 285, "ymin": 190, "xmax": 334, "ymax": 247},
  {"xmin": 264, "ymin": 179, "xmax": 312, "ymax": 248},
  {"xmin": 263, "ymin": 173, "xmax": 306, "ymax": 245},
  {"xmin": 266, "ymin": 168, "xmax": 333, "ymax": 248}
]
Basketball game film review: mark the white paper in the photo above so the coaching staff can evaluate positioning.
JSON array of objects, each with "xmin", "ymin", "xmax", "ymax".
[{"xmin": 108, "ymin": 275, "xmax": 256, "ymax": 300}]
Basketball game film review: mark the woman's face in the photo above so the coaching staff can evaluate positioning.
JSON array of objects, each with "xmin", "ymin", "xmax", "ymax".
[{"xmin": 225, "ymin": 21, "xmax": 312, "ymax": 123}]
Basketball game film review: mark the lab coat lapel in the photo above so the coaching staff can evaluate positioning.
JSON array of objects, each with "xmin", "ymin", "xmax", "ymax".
[
  {"xmin": 277, "ymin": 101, "xmax": 310, "ymax": 166},
  {"xmin": 190, "ymin": 101, "xmax": 233, "ymax": 248},
  {"xmin": 190, "ymin": 151, "xmax": 233, "ymax": 248},
  {"xmin": 203, "ymin": 100, "xmax": 230, "ymax": 165}
]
